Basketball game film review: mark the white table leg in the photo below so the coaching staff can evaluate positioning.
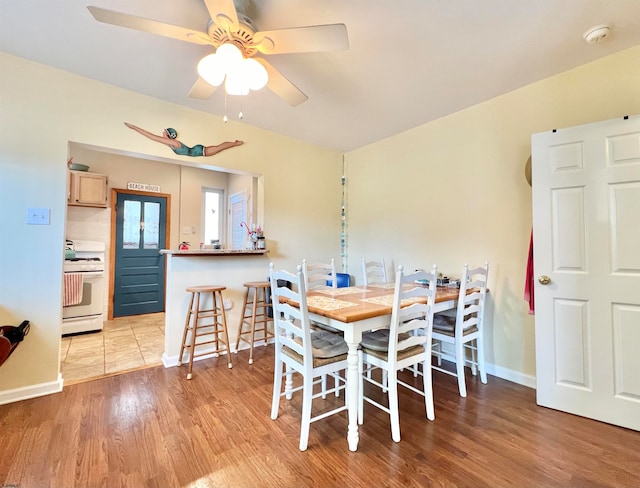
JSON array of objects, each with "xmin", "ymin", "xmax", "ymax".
[
  {"xmin": 345, "ymin": 337, "xmax": 360, "ymax": 451},
  {"xmin": 311, "ymin": 315, "xmax": 370, "ymax": 451}
]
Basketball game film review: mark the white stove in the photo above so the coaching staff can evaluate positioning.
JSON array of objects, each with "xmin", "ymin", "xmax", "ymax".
[
  {"xmin": 63, "ymin": 257, "xmax": 104, "ymax": 273},
  {"xmin": 62, "ymin": 240, "xmax": 106, "ymax": 335},
  {"xmin": 64, "ymin": 240, "xmax": 105, "ymax": 272}
]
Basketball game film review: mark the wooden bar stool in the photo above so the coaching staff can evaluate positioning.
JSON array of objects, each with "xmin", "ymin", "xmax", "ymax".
[
  {"xmin": 235, "ymin": 281, "xmax": 274, "ymax": 364},
  {"xmin": 179, "ymin": 285, "xmax": 232, "ymax": 379}
]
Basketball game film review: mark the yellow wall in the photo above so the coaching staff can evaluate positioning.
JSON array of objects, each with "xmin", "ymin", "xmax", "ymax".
[
  {"xmin": 345, "ymin": 45, "xmax": 640, "ymax": 383},
  {"xmin": 2, "ymin": 45, "xmax": 640, "ymax": 400},
  {"xmin": 0, "ymin": 52, "xmax": 342, "ymax": 400}
]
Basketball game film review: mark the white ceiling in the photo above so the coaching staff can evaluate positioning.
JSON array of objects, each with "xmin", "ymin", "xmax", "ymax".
[{"xmin": 2, "ymin": 1, "xmax": 639, "ymax": 152}]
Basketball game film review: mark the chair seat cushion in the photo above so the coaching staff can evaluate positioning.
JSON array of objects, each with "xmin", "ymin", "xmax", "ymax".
[
  {"xmin": 433, "ymin": 314, "xmax": 479, "ymax": 337},
  {"xmin": 433, "ymin": 314, "xmax": 456, "ymax": 331},
  {"xmin": 362, "ymin": 344, "xmax": 425, "ymax": 362},
  {"xmin": 360, "ymin": 329, "xmax": 412, "ymax": 352},
  {"xmin": 360, "ymin": 329, "xmax": 391, "ymax": 351},
  {"xmin": 310, "ymin": 330, "xmax": 349, "ymax": 358},
  {"xmin": 310, "ymin": 320, "xmax": 342, "ymax": 334},
  {"xmin": 282, "ymin": 346, "xmax": 347, "ymax": 367}
]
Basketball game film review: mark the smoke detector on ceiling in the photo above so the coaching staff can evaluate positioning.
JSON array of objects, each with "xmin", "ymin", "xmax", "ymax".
[{"xmin": 583, "ymin": 24, "xmax": 611, "ymax": 44}]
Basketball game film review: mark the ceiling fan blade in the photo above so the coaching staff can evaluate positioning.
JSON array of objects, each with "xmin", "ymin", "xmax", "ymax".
[
  {"xmin": 188, "ymin": 77, "xmax": 218, "ymax": 100},
  {"xmin": 255, "ymin": 58, "xmax": 308, "ymax": 107},
  {"xmin": 203, "ymin": 0, "xmax": 239, "ymax": 32},
  {"xmin": 87, "ymin": 6, "xmax": 211, "ymax": 45},
  {"xmin": 254, "ymin": 24, "xmax": 348, "ymax": 55}
]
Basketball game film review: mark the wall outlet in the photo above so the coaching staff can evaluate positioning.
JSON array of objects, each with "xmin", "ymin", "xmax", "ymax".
[{"xmin": 223, "ymin": 298, "xmax": 233, "ymax": 310}]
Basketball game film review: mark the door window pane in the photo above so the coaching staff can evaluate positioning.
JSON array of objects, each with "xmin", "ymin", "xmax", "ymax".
[
  {"xmin": 123, "ymin": 200, "xmax": 141, "ymax": 249},
  {"xmin": 143, "ymin": 202, "xmax": 160, "ymax": 249}
]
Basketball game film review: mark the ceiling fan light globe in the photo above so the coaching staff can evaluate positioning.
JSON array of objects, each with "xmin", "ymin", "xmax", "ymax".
[
  {"xmin": 244, "ymin": 58, "xmax": 268, "ymax": 90},
  {"xmin": 197, "ymin": 54, "xmax": 225, "ymax": 87},
  {"xmin": 225, "ymin": 71, "xmax": 250, "ymax": 96},
  {"xmin": 215, "ymin": 43, "xmax": 243, "ymax": 69}
]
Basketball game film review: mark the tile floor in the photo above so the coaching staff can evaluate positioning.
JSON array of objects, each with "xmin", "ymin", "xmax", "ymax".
[{"xmin": 60, "ymin": 312, "xmax": 165, "ymax": 385}]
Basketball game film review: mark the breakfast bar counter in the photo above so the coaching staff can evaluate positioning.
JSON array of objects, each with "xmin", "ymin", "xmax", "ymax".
[
  {"xmin": 160, "ymin": 249, "xmax": 271, "ymax": 369},
  {"xmin": 160, "ymin": 249, "xmax": 268, "ymax": 256}
]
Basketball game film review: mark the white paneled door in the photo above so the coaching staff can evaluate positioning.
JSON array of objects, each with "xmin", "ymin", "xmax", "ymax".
[{"xmin": 532, "ymin": 115, "xmax": 640, "ymax": 431}]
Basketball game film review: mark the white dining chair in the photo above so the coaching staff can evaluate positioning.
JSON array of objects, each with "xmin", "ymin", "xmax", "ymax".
[
  {"xmin": 358, "ymin": 264, "xmax": 438, "ymax": 442},
  {"xmin": 303, "ymin": 258, "xmax": 337, "ymax": 291},
  {"xmin": 431, "ymin": 262, "xmax": 489, "ymax": 397},
  {"xmin": 361, "ymin": 257, "xmax": 387, "ymax": 285},
  {"xmin": 269, "ymin": 263, "xmax": 348, "ymax": 451},
  {"xmin": 302, "ymin": 258, "xmax": 341, "ymax": 393}
]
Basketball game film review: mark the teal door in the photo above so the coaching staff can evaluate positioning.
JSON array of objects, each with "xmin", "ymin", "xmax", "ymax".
[{"xmin": 114, "ymin": 192, "xmax": 167, "ymax": 317}]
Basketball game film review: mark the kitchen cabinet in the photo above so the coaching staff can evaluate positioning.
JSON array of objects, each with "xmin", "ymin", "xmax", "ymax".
[{"xmin": 68, "ymin": 170, "xmax": 108, "ymax": 207}]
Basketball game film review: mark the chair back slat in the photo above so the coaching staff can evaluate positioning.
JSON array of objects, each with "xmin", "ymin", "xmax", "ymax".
[
  {"xmin": 388, "ymin": 265, "xmax": 437, "ymax": 360},
  {"xmin": 456, "ymin": 263, "xmax": 489, "ymax": 337},
  {"xmin": 362, "ymin": 257, "xmax": 387, "ymax": 285},
  {"xmin": 303, "ymin": 258, "xmax": 337, "ymax": 290},
  {"xmin": 270, "ymin": 264, "xmax": 313, "ymax": 366}
]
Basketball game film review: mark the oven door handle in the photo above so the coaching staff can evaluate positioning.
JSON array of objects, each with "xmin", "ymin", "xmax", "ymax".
[{"xmin": 66, "ymin": 271, "xmax": 104, "ymax": 277}]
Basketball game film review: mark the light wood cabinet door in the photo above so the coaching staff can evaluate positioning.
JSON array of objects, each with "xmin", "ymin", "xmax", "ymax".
[{"xmin": 68, "ymin": 171, "xmax": 108, "ymax": 207}]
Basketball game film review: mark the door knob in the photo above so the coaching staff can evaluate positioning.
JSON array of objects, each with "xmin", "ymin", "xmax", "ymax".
[{"xmin": 538, "ymin": 275, "xmax": 551, "ymax": 285}]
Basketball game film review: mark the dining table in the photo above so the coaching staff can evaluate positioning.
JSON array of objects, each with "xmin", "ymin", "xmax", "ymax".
[{"xmin": 297, "ymin": 283, "xmax": 463, "ymax": 451}]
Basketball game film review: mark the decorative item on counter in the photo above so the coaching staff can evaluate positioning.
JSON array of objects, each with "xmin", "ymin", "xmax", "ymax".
[
  {"xmin": 179, "ymin": 241, "xmax": 190, "ymax": 250},
  {"xmin": 240, "ymin": 222, "xmax": 264, "ymax": 250}
]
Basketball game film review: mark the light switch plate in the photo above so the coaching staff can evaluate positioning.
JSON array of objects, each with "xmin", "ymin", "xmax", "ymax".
[{"xmin": 26, "ymin": 207, "xmax": 50, "ymax": 225}]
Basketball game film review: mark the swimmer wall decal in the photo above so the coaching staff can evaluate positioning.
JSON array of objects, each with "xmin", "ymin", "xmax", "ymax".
[{"xmin": 125, "ymin": 122, "xmax": 243, "ymax": 157}]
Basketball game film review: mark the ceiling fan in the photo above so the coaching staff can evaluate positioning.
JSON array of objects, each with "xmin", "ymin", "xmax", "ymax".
[{"xmin": 87, "ymin": 0, "xmax": 349, "ymax": 106}]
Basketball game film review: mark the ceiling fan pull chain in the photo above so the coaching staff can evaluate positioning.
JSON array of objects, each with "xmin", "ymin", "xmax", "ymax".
[{"xmin": 223, "ymin": 91, "xmax": 229, "ymax": 124}]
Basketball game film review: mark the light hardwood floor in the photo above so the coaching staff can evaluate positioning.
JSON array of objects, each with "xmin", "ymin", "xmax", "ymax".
[
  {"xmin": 60, "ymin": 312, "xmax": 165, "ymax": 385},
  {"xmin": 2, "ymin": 345, "xmax": 639, "ymax": 487}
]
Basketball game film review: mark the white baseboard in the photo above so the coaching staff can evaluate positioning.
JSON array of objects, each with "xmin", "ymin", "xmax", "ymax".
[
  {"xmin": 162, "ymin": 352, "xmax": 179, "ymax": 368},
  {"xmin": 0, "ymin": 373, "xmax": 64, "ymax": 405},
  {"xmin": 436, "ymin": 343, "xmax": 536, "ymax": 389},
  {"xmin": 162, "ymin": 349, "xmax": 538, "ymax": 390},
  {"xmin": 485, "ymin": 362, "xmax": 536, "ymax": 389},
  {"xmin": 434, "ymin": 356, "xmax": 536, "ymax": 390},
  {"xmin": 162, "ymin": 339, "xmax": 274, "ymax": 369},
  {"xmin": 162, "ymin": 347, "xmax": 234, "ymax": 369}
]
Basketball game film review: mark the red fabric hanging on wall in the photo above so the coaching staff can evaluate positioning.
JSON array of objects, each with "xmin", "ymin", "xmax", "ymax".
[{"xmin": 524, "ymin": 230, "xmax": 535, "ymax": 315}]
